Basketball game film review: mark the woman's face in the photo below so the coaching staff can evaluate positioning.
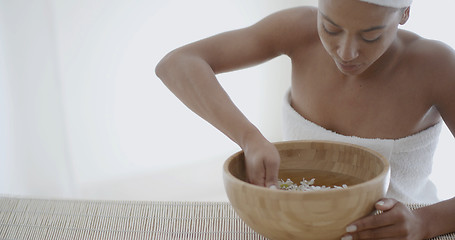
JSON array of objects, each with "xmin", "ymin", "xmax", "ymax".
[{"xmin": 317, "ymin": 0, "xmax": 405, "ymax": 76}]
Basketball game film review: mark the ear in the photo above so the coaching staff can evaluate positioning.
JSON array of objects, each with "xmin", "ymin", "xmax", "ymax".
[{"xmin": 399, "ymin": 7, "xmax": 410, "ymax": 25}]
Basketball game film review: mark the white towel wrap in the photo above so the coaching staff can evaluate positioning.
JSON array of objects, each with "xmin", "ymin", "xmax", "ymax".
[
  {"xmin": 359, "ymin": 0, "xmax": 412, "ymax": 8},
  {"xmin": 282, "ymin": 90, "xmax": 442, "ymax": 204}
]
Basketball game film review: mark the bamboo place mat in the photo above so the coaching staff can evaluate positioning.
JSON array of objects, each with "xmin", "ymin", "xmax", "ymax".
[{"xmin": 1, "ymin": 196, "xmax": 454, "ymax": 240}]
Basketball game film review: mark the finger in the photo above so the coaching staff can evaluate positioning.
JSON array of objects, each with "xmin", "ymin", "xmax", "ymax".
[
  {"xmin": 248, "ymin": 173, "xmax": 265, "ymax": 186},
  {"xmin": 353, "ymin": 224, "xmax": 406, "ymax": 239},
  {"xmin": 343, "ymin": 233, "xmax": 402, "ymax": 240},
  {"xmin": 347, "ymin": 210, "xmax": 395, "ymax": 233},
  {"xmin": 347, "ymin": 199, "xmax": 400, "ymax": 232},
  {"xmin": 375, "ymin": 198, "xmax": 398, "ymax": 212},
  {"xmin": 264, "ymin": 157, "xmax": 280, "ymax": 188},
  {"xmin": 246, "ymin": 162, "xmax": 265, "ymax": 186}
]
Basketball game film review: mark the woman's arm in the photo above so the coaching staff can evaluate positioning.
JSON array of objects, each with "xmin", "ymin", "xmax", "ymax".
[
  {"xmin": 423, "ymin": 40, "xmax": 455, "ymax": 238},
  {"xmin": 414, "ymin": 198, "xmax": 455, "ymax": 238},
  {"xmin": 155, "ymin": 7, "xmax": 318, "ymax": 187}
]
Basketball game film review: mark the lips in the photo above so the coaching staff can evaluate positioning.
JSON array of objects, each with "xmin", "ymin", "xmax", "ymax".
[{"xmin": 337, "ymin": 61, "xmax": 361, "ymax": 73}]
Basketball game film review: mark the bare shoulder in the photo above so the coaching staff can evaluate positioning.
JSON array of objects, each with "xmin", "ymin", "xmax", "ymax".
[
  {"xmin": 251, "ymin": 6, "xmax": 320, "ymax": 56},
  {"xmin": 159, "ymin": 6, "xmax": 320, "ymax": 75},
  {"xmin": 399, "ymin": 30, "xmax": 455, "ymax": 125},
  {"xmin": 400, "ymin": 30, "xmax": 455, "ymax": 75},
  {"xmin": 258, "ymin": 6, "xmax": 317, "ymax": 23}
]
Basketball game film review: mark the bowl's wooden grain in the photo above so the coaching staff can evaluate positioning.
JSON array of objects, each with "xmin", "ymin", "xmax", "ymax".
[{"xmin": 223, "ymin": 140, "xmax": 390, "ymax": 240}]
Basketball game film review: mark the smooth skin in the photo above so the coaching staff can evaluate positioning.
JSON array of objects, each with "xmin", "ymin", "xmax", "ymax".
[{"xmin": 156, "ymin": 0, "xmax": 455, "ymax": 238}]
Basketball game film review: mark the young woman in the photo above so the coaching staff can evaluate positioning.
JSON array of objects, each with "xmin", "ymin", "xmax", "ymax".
[{"xmin": 156, "ymin": 0, "xmax": 455, "ymax": 238}]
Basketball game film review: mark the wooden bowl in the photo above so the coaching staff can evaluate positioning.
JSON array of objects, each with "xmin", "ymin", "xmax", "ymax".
[{"xmin": 223, "ymin": 140, "xmax": 390, "ymax": 240}]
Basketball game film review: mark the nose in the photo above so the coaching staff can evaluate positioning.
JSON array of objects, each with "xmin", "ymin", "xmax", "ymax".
[{"xmin": 337, "ymin": 36, "xmax": 359, "ymax": 62}]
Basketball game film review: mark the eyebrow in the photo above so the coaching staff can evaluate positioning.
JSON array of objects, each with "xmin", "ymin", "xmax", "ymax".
[{"xmin": 319, "ymin": 11, "xmax": 386, "ymax": 32}]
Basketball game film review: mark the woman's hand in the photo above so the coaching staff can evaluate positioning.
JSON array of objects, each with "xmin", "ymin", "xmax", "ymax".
[
  {"xmin": 341, "ymin": 198, "xmax": 427, "ymax": 240},
  {"xmin": 242, "ymin": 136, "xmax": 280, "ymax": 188}
]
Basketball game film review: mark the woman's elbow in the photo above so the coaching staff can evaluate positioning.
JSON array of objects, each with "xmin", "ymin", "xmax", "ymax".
[{"xmin": 155, "ymin": 51, "xmax": 176, "ymax": 80}]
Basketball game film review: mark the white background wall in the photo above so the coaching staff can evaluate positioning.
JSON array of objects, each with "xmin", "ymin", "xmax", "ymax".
[{"xmin": 0, "ymin": 0, "xmax": 453, "ymax": 201}]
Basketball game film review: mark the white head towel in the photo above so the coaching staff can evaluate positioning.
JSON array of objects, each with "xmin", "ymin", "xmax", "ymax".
[{"xmin": 359, "ymin": 0, "xmax": 412, "ymax": 8}]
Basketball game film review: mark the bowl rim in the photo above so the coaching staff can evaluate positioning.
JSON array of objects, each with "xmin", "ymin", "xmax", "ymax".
[{"xmin": 223, "ymin": 140, "xmax": 391, "ymax": 196}]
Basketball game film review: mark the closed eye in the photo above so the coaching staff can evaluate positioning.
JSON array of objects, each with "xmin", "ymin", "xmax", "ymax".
[
  {"xmin": 361, "ymin": 27, "xmax": 385, "ymax": 43},
  {"xmin": 361, "ymin": 32, "xmax": 382, "ymax": 43},
  {"xmin": 322, "ymin": 24, "xmax": 341, "ymax": 35},
  {"xmin": 362, "ymin": 36, "xmax": 381, "ymax": 43}
]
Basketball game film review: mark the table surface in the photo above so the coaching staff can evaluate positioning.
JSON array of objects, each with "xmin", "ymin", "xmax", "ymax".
[{"xmin": 1, "ymin": 196, "xmax": 454, "ymax": 240}]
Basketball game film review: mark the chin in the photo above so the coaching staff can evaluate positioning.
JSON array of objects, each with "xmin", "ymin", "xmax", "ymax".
[{"xmin": 335, "ymin": 62, "xmax": 366, "ymax": 76}]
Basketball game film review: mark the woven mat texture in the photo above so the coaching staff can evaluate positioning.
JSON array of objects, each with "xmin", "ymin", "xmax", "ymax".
[{"xmin": 0, "ymin": 197, "xmax": 454, "ymax": 240}]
